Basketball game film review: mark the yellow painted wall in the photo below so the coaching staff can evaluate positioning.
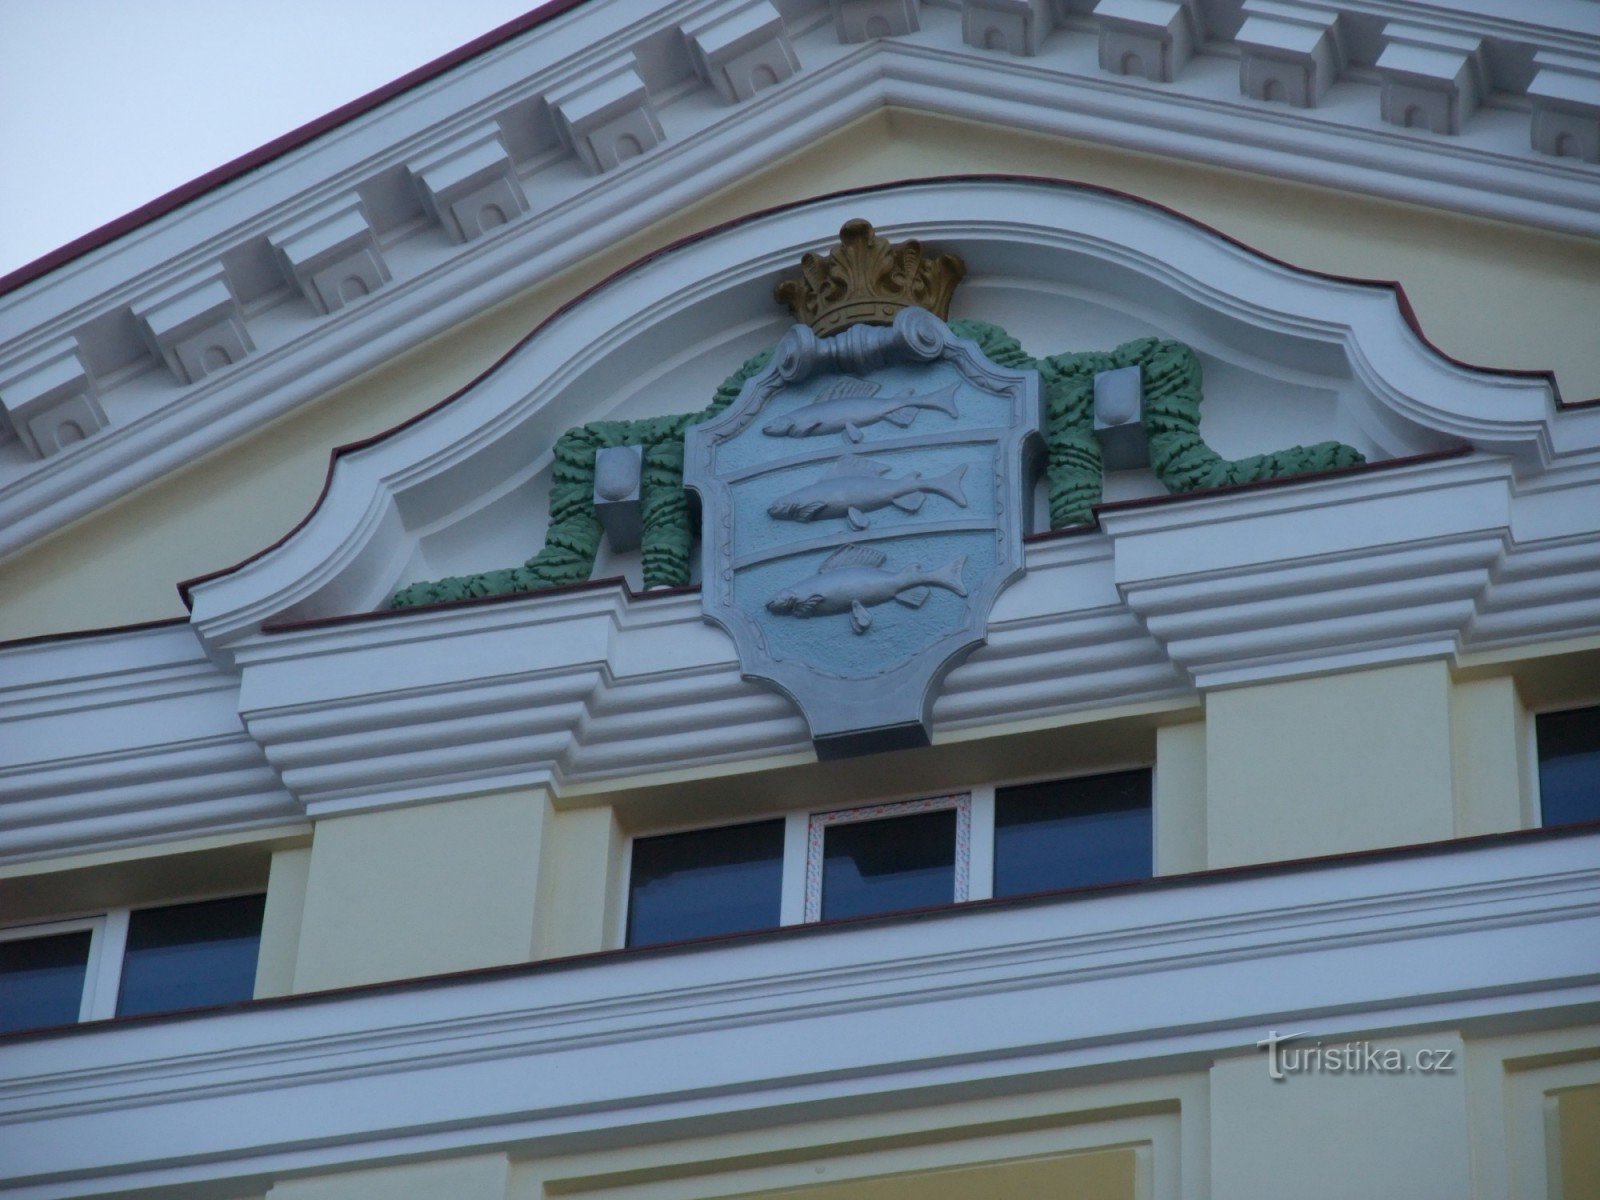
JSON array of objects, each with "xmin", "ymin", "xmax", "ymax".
[
  {"xmin": 254, "ymin": 845, "xmax": 311, "ymax": 999},
  {"xmin": 1450, "ymin": 675, "xmax": 1531, "ymax": 837},
  {"xmin": 267, "ymin": 1153, "xmax": 511, "ymax": 1200},
  {"xmin": 723, "ymin": 1149, "xmax": 1136, "ymax": 1200},
  {"xmin": 1557, "ymin": 1084, "xmax": 1600, "ymax": 1200},
  {"xmin": 1205, "ymin": 661, "xmax": 1458, "ymax": 868},
  {"xmin": 291, "ymin": 791, "xmax": 546, "ymax": 992},
  {"xmin": 6, "ymin": 109, "xmax": 1599, "ymax": 641},
  {"xmin": 1154, "ymin": 720, "xmax": 1206, "ymax": 875},
  {"xmin": 1210, "ymin": 1032, "xmax": 1472, "ymax": 1199},
  {"xmin": 533, "ymin": 801, "xmax": 623, "ymax": 959}
]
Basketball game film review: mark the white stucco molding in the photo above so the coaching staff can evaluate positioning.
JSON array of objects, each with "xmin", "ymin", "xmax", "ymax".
[
  {"xmin": 225, "ymin": 538, "xmax": 1182, "ymax": 817},
  {"xmin": 182, "ymin": 179, "xmax": 1571, "ymax": 656},
  {"xmin": 0, "ymin": 0, "xmax": 1595, "ymax": 558},
  {"xmin": 0, "ymin": 622, "xmax": 298, "ymax": 867},
  {"xmin": 0, "ymin": 180, "xmax": 1582, "ymax": 849},
  {"xmin": 1, "ymin": 829, "xmax": 1594, "ymax": 1198}
]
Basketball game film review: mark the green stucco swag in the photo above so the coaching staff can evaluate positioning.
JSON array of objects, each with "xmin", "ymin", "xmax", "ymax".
[{"xmin": 389, "ymin": 322, "xmax": 1363, "ymax": 607}]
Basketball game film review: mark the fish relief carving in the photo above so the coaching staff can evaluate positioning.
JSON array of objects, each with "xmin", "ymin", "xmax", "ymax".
[
  {"xmin": 766, "ymin": 544, "xmax": 968, "ymax": 634},
  {"xmin": 767, "ymin": 456, "xmax": 968, "ymax": 530},
  {"xmin": 763, "ymin": 376, "xmax": 959, "ymax": 443}
]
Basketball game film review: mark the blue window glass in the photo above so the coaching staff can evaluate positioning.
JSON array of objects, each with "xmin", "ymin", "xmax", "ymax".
[
  {"xmin": 1539, "ymin": 706, "xmax": 1600, "ymax": 828},
  {"xmin": 821, "ymin": 809, "xmax": 957, "ymax": 921},
  {"xmin": 0, "ymin": 931, "xmax": 90, "ymax": 1034},
  {"xmin": 993, "ymin": 770, "xmax": 1152, "ymax": 898},
  {"xmin": 628, "ymin": 819, "xmax": 784, "ymax": 947},
  {"xmin": 116, "ymin": 895, "xmax": 265, "ymax": 1018}
]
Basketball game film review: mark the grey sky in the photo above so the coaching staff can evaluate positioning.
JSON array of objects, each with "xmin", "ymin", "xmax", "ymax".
[{"xmin": 0, "ymin": 0, "xmax": 539, "ymax": 277}]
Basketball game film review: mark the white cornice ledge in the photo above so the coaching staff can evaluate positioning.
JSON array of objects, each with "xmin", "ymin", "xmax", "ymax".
[
  {"xmin": 0, "ymin": 0, "xmax": 1594, "ymax": 559},
  {"xmin": 1104, "ymin": 454, "xmax": 1520, "ymax": 688},
  {"xmin": 1, "ymin": 830, "xmax": 1595, "ymax": 1198},
  {"xmin": 231, "ymin": 536, "xmax": 1186, "ymax": 817},
  {"xmin": 0, "ymin": 623, "xmax": 297, "ymax": 867}
]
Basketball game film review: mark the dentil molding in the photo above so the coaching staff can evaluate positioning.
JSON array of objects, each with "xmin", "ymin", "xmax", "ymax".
[{"xmin": 0, "ymin": 0, "xmax": 1596, "ymax": 558}]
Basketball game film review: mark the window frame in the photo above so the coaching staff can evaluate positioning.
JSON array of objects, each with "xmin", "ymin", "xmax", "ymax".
[
  {"xmin": 1531, "ymin": 701, "xmax": 1600, "ymax": 829},
  {"xmin": 0, "ymin": 888, "xmax": 265, "ymax": 1032},
  {"xmin": 803, "ymin": 792, "xmax": 975, "ymax": 922},
  {"xmin": 618, "ymin": 761, "xmax": 1155, "ymax": 947}
]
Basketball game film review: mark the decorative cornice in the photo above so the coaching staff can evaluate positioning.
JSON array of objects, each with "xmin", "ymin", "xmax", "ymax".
[
  {"xmin": 1, "ymin": 830, "xmax": 1594, "ymax": 1198},
  {"xmin": 0, "ymin": 623, "xmax": 297, "ymax": 866},
  {"xmin": 0, "ymin": 0, "xmax": 1596, "ymax": 557}
]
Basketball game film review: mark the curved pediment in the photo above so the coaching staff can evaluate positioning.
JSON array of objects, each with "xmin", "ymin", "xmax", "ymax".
[{"xmin": 185, "ymin": 176, "xmax": 1563, "ymax": 657}]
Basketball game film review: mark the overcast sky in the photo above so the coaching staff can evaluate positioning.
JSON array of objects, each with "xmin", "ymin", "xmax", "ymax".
[{"xmin": 0, "ymin": 0, "xmax": 540, "ymax": 278}]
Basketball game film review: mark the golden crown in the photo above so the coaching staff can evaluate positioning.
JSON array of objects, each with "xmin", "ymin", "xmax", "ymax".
[{"xmin": 774, "ymin": 219, "xmax": 966, "ymax": 337}]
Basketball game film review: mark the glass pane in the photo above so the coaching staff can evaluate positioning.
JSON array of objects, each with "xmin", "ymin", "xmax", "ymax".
[
  {"xmin": 822, "ymin": 808, "xmax": 957, "ymax": 921},
  {"xmin": 0, "ymin": 931, "xmax": 91, "ymax": 1034},
  {"xmin": 994, "ymin": 770, "xmax": 1153, "ymax": 898},
  {"xmin": 628, "ymin": 820, "xmax": 784, "ymax": 948},
  {"xmin": 1539, "ymin": 707, "xmax": 1600, "ymax": 827},
  {"xmin": 116, "ymin": 895, "xmax": 265, "ymax": 1018}
]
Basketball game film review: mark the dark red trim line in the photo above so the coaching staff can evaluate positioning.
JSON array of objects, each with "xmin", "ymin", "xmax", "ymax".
[
  {"xmin": 0, "ymin": 615, "xmax": 189, "ymax": 654},
  {"xmin": 4, "ymin": 816, "xmax": 1596, "ymax": 1045},
  {"xmin": 263, "ymin": 446, "xmax": 1476, "ymax": 630},
  {"xmin": 1024, "ymin": 446, "xmax": 1477, "ymax": 543},
  {"xmin": 0, "ymin": 0, "xmax": 593, "ymax": 299},
  {"xmin": 176, "ymin": 174, "xmax": 1568, "ymax": 612},
  {"xmin": 258, "ymin": 576, "xmax": 700, "ymax": 635}
]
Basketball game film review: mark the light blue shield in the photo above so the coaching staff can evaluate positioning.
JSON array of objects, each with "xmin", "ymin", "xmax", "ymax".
[{"xmin": 685, "ymin": 308, "xmax": 1041, "ymax": 758}]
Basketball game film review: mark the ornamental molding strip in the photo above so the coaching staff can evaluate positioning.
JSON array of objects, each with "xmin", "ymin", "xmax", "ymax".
[
  {"xmin": 180, "ymin": 180, "xmax": 1573, "ymax": 655},
  {"xmin": 0, "ymin": 623, "xmax": 297, "ymax": 866},
  {"xmin": 0, "ymin": 0, "xmax": 1596, "ymax": 557},
  {"xmin": 0, "ymin": 179, "xmax": 1590, "ymax": 851},
  {"xmin": 1, "ymin": 830, "xmax": 1595, "ymax": 1198}
]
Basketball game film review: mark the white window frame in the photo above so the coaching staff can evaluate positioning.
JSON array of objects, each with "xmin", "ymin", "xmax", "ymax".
[
  {"xmin": 621, "ymin": 765, "xmax": 1155, "ymax": 945},
  {"xmin": 802, "ymin": 792, "xmax": 975, "ymax": 923},
  {"xmin": 0, "ymin": 910, "xmax": 127, "ymax": 1024},
  {"xmin": 0, "ymin": 889, "xmax": 264, "ymax": 1030}
]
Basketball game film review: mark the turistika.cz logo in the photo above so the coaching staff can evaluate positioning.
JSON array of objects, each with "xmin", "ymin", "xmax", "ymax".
[{"xmin": 1256, "ymin": 1031, "xmax": 1457, "ymax": 1080}]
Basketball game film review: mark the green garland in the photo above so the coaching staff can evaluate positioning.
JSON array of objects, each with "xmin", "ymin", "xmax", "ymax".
[
  {"xmin": 389, "ymin": 348, "xmax": 771, "ymax": 606},
  {"xmin": 389, "ymin": 324, "xmax": 1361, "ymax": 607}
]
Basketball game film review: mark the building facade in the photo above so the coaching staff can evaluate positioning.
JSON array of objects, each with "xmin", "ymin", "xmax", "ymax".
[{"xmin": 2, "ymin": 2, "xmax": 1599, "ymax": 1198}]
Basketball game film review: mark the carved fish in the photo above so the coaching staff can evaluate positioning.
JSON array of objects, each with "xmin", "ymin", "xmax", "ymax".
[
  {"xmin": 765, "ymin": 544, "xmax": 968, "ymax": 634},
  {"xmin": 763, "ymin": 377, "xmax": 959, "ymax": 443},
  {"xmin": 768, "ymin": 457, "xmax": 968, "ymax": 530}
]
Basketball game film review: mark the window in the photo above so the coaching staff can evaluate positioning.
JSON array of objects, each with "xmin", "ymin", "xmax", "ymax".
[
  {"xmin": 993, "ymin": 770, "xmax": 1153, "ymax": 897},
  {"xmin": 626, "ymin": 819, "xmax": 784, "ymax": 948},
  {"xmin": 806, "ymin": 795, "xmax": 970, "ymax": 922},
  {"xmin": 624, "ymin": 771, "xmax": 1151, "ymax": 947},
  {"xmin": 0, "ymin": 929, "xmax": 93, "ymax": 1035},
  {"xmin": 1538, "ymin": 705, "xmax": 1600, "ymax": 827},
  {"xmin": 0, "ymin": 894, "xmax": 266, "ymax": 1036}
]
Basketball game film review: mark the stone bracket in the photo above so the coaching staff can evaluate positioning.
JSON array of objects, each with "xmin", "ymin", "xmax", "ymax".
[
  {"xmin": 1093, "ymin": 364, "xmax": 1148, "ymax": 470},
  {"xmin": 1528, "ymin": 51, "xmax": 1600, "ymax": 163},
  {"xmin": 961, "ymin": 0, "xmax": 1054, "ymax": 57},
  {"xmin": 411, "ymin": 133, "xmax": 530, "ymax": 244},
  {"xmin": 1235, "ymin": 0, "xmax": 1346, "ymax": 108},
  {"xmin": 684, "ymin": 2, "xmax": 800, "ymax": 104},
  {"xmin": 550, "ymin": 65, "xmax": 665, "ymax": 174},
  {"xmin": 0, "ymin": 339, "xmax": 106, "ymax": 459},
  {"xmin": 831, "ymin": 0, "xmax": 920, "ymax": 44},
  {"xmin": 1094, "ymin": 0, "xmax": 1205, "ymax": 83},
  {"xmin": 269, "ymin": 203, "xmax": 391, "ymax": 315},
  {"xmin": 132, "ymin": 272, "xmax": 255, "ymax": 386},
  {"xmin": 1375, "ymin": 24, "xmax": 1487, "ymax": 135},
  {"xmin": 593, "ymin": 444, "xmax": 645, "ymax": 553}
]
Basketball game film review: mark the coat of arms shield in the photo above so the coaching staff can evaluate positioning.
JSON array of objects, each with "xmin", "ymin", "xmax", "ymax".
[{"xmin": 685, "ymin": 305, "xmax": 1042, "ymax": 758}]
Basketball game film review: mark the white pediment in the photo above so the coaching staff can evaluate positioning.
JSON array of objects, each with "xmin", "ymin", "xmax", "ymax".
[
  {"xmin": 2, "ymin": 0, "xmax": 1596, "ymax": 564},
  {"xmin": 185, "ymin": 177, "xmax": 1570, "ymax": 657}
]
